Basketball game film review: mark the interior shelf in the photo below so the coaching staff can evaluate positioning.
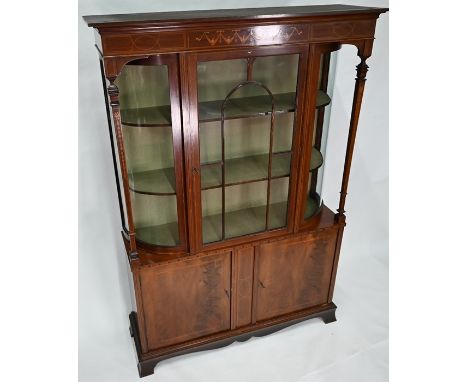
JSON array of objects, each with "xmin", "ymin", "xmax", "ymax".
[
  {"xmin": 134, "ymin": 195, "xmax": 319, "ymax": 247},
  {"xmin": 202, "ymin": 201, "xmax": 287, "ymax": 243},
  {"xmin": 310, "ymin": 147, "xmax": 323, "ymax": 171},
  {"xmin": 201, "ymin": 148, "xmax": 323, "ymax": 189},
  {"xmin": 121, "ymin": 105, "xmax": 172, "ymax": 127},
  {"xmin": 202, "ymin": 196, "xmax": 319, "ymax": 244},
  {"xmin": 136, "ymin": 221, "xmax": 179, "ymax": 247},
  {"xmin": 128, "ymin": 148, "xmax": 323, "ymax": 194},
  {"xmin": 304, "ymin": 193, "xmax": 320, "ymax": 218},
  {"xmin": 120, "ymin": 90, "xmax": 331, "ymax": 127},
  {"xmin": 199, "ymin": 90, "xmax": 330, "ymax": 122},
  {"xmin": 201, "ymin": 153, "xmax": 289, "ymax": 189},
  {"xmin": 129, "ymin": 168, "xmax": 176, "ymax": 195}
]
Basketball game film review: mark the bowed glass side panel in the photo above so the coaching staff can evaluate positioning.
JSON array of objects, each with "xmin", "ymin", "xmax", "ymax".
[
  {"xmin": 115, "ymin": 61, "xmax": 180, "ymax": 246},
  {"xmin": 304, "ymin": 51, "xmax": 336, "ymax": 220}
]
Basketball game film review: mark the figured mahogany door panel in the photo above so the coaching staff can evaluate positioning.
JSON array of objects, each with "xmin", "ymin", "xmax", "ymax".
[
  {"xmin": 232, "ymin": 246, "xmax": 255, "ymax": 329},
  {"xmin": 139, "ymin": 252, "xmax": 231, "ymax": 350},
  {"xmin": 255, "ymin": 230, "xmax": 337, "ymax": 322}
]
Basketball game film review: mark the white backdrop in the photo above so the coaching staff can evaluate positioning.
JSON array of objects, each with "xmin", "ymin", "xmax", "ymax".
[{"xmin": 78, "ymin": 1, "xmax": 389, "ymax": 381}]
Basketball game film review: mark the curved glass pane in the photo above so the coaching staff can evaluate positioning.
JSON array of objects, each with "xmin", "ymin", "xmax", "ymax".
[
  {"xmin": 115, "ymin": 61, "xmax": 180, "ymax": 246},
  {"xmin": 304, "ymin": 51, "xmax": 336, "ymax": 220}
]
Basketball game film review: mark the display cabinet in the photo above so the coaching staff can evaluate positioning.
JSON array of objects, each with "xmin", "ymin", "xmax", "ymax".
[{"xmin": 84, "ymin": 4, "xmax": 388, "ymax": 377}]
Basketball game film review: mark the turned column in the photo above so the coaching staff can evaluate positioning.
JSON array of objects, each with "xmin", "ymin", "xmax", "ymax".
[
  {"xmin": 106, "ymin": 79, "xmax": 138, "ymax": 257},
  {"xmin": 336, "ymin": 47, "xmax": 372, "ymax": 222}
]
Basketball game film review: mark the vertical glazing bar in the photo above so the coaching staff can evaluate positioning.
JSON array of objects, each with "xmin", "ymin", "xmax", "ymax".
[
  {"xmin": 221, "ymin": 110, "xmax": 226, "ymax": 240},
  {"xmin": 264, "ymin": 101, "xmax": 276, "ymax": 230},
  {"xmin": 99, "ymin": 59, "xmax": 126, "ymax": 232},
  {"xmin": 246, "ymin": 57, "xmax": 256, "ymax": 81}
]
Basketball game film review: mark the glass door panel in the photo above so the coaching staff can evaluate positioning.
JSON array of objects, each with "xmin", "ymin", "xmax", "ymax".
[
  {"xmin": 197, "ymin": 53, "xmax": 300, "ymax": 244},
  {"xmin": 115, "ymin": 57, "xmax": 181, "ymax": 247},
  {"xmin": 225, "ymin": 181, "xmax": 268, "ymax": 239},
  {"xmin": 268, "ymin": 177, "xmax": 290, "ymax": 230}
]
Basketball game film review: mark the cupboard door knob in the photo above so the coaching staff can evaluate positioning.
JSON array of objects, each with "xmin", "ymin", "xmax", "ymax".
[{"xmin": 192, "ymin": 167, "xmax": 199, "ymax": 175}]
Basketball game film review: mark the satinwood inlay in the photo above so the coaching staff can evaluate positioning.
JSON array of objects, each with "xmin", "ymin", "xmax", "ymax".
[{"xmin": 189, "ymin": 25, "xmax": 308, "ymax": 47}]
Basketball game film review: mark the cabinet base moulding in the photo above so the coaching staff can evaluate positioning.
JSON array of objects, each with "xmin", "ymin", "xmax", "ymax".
[{"xmin": 130, "ymin": 302, "xmax": 337, "ymax": 378}]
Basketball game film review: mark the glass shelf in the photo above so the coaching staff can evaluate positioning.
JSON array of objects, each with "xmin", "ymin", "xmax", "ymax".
[
  {"xmin": 120, "ymin": 90, "xmax": 330, "ymax": 127},
  {"xmin": 201, "ymin": 148, "xmax": 323, "ymax": 190},
  {"xmin": 310, "ymin": 147, "xmax": 323, "ymax": 170},
  {"xmin": 128, "ymin": 168, "xmax": 176, "ymax": 195},
  {"xmin": 126, "ymin": 147, "xmax": 323, "ymax": 195},
  {"xmin": 120, "ymin": 105, "xmax": 172, "ymax": 127},
  {"xmin": 199, "ymin": 90, "xmax": 330, "ymax": 122},
  {"xmin": 133, "ymin": 191, "xmax": 323, "ymax": 247},
  {"xmin": 202, "ymin": 197, "xmax": 319, "ymax": 244},
  {"xmin": 135, "ymin": 221, "xmax": 180, "ymax": 247},
  {"xmin": 201, "ymin": 153, "xmax": 289, "ymax": 189},
  {"xmin": 304, "ymin": 193, "xmax": 321, "ymax": 218}
]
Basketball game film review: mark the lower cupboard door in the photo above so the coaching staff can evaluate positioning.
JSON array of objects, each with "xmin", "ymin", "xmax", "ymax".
[
  {"xmin": 255, "ymin": 230, "xmax": 337, "ymax": 322},
  {"xmin": 139, "ymin": 252, "xmax": 231, "ymax": 350}
]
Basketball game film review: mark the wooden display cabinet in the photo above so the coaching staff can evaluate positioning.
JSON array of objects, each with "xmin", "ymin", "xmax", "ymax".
[{"xmin": 84, "ymin": 4, "xmax": 388, "ymax": 378}]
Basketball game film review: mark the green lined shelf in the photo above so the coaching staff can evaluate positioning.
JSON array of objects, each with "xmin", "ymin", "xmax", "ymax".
[
  {"xmin": 202, "ymin": 201, "xmax": 287, "ymax": 244},
  {"xmin": 201, "ymin": 153, "xmax": 290, "ymax": 189},
  {"xmin": 121, "ymin": 105, "xmax": 172, "ymax": 127},
  {"xmin": 133, "ymin": 194, "xmax": 319, "ymax": 247},
  {"xmin": 310, "ymin": 147, "xmax": 323, "ymax": 171},
  {"xmin": 135, "ymin": 221, "xmax": 179, "ymax": 247},
  {"xmin": 128, "ymin": 148, "xmax": 323, "ymax": 195},
  {"xmin": 304, "ymin": 194, "xmax": 320, "ymax": 219},
  {"xmin": 128, "ymin": 168, "xmax": 176, "ymax": 195},
  {"xmin": 201, "ymin": 148, "xmax": 323, "ymax": 189},
  {"xmin": 198, "ymin": 90, "xmax": 330, "ymax": 121},
  {"xmin": 202, "ymin": 196, "xmax": 319, "ymax": 244},
  {"xmin": 120, "ymin": 90, "xmax": 331, "ymax": 127}
]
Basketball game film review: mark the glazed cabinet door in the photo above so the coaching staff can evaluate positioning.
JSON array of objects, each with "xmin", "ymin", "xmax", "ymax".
[
  {"xmin": 254, "ymin": 230, "xmax": 338, "ymax": 322},
  {"xmin": 113, "ymin": 54, "xmax": 187, "ymax": 250},
  {"xmin": 138, "ymin": 252, "xmax": 231, "ymax": 350},
  {"xmin": 184, "ymin": 45, "xmax": 315, "ymax": 251}
]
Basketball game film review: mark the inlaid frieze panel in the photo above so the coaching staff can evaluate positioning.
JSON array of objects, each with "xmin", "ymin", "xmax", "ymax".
[
  {"xmin": 189, "ymin": 24, "xmax": 309, "ymax": 48},
  {"xmin": 101, "ymin": 32, "xmax": 185, "ymax": 55},
  {"xmin": 309, "ymin": 19, "xmax": 376, "ymax": 41},
  {"xmin": 99, "ymin": 18, "xmax": 378, "ymax": 57}
]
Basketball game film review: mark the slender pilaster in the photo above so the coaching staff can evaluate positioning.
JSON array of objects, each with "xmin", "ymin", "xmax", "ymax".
[
  {"xmin": 336, "ymin": 54, "xmax": 370, "ymax": 219},
  {"xmin": 107, "ymin": 81, "xmax": 138, "ymax": 256},
  {"xmin": 99, "ymin": 60, "xmax": 126, "ymax": 232}
]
